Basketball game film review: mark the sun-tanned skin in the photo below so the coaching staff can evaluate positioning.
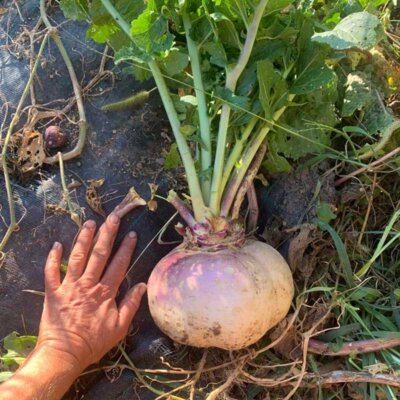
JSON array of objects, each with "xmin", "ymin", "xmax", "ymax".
[{"xmin": 0, "ymin": 213, "xmax": 146, "ymax": 400}]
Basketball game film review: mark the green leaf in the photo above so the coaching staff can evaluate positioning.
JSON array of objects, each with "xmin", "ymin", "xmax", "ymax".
[
  {"xmin": 114, "ymin": 45, "xmax": 149, "ymax": 65},
  {"xmin": 60, "ymin": 0, "xmax": 88, "ymax": 21},
  {"xmin": 257, "ymin": 59, "xmax": 289, "ymax": 118},
  {"xmin": 210, "ymin": 13, "xmax": 241, "ymax": 49},
  {"xmin": 161, "ymin": 49, "xmax": 189, "ymax": 76},
  {"xmin": 394, "ymin": 289, "xmax": 400, "ymax": 300},
  {"xmin": 349, "ymin": 287, "xmax": 381, "ymax": 302},
  {"xmin": 272, "ymin": 85, "xmax": 338, "ymax": 160},
  {"xmin": 1, "ymin": 332, "xmax": 37, "ymax": 368},
  {"xmin": 257, "ymin": 59, "xmax": 276, "ymax": 119},
  {"xmin": 361, "ymin": 96, "xmax": 396, "ymax": 138},
  {"xmin": 265, "ymin": 0, "xmax": 295, "ymax": 15},
  {"xmin": 164, "ymin": 143, "xmax": 181, "ymax": 169},
  {"xmin": 312, "ymin": 11, "xmax": 384, "ymax": 51},
  {"xmin": 317, "ymin": 201, "xmax": 337, "ymax": 224},
  {"xmin": 262, "ymin": 145, "xmax": 292, "ymax": 174},
  {"xmin": 342, "ymin": 72, "xmax": 372, "ymax": 117},
  {"xmin": 86, "ymin": 22, "xmax": 120, "ymax": 43},
  {"xmin": 180, "ymin": 125, "xmax": 197, "ymax": 136},
  {"xmin": 291, "ymin": 64, "xmax": 335, "ymax": 95},
  {"xmin": 3, "ymin": 332, "xmax": 37, "ymax": 357},
  {"xmin": 203, "ymin": 42, "xmax": 227, "ymax": 67},
  {"xmin": 130, "ymin": 7, "xmax": 174, "ymax": 55},
  {"xmin": 318, "ymin": 221, "xmax": 355, "ymax": 287},
  {"xmin": 214, "ymin": 87, "xmax": 250, "ymax": 111}
]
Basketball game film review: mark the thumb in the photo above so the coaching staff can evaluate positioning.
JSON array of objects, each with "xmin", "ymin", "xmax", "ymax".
[{"xmin": 118, "ymin": 283, "xmax": 147, "ymax": 333}]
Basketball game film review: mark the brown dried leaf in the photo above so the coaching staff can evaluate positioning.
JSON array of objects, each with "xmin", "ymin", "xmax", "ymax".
[
  {"xmin": 268, "ymin": 314, "xmax": 299, "ymax": 360},
  {"xmin": 88, "ymin": 178, "xmax": 105, "ymax": 188},
  {"xmin": 287, "ymin": 224, "xmax": 318, "ymax": 273},
  {"xmin": 339, "ymin": 183, "xmax": 364, "ymax": 203},
  {"xmin": 255, "ymin": 173, "xmax": 268, "ymax": 186},
  {"xmin": 67, "ymin": 179, "xmax": 82, "ymax": 190},
  {"xmin": 46, "ymin": 204, "xmax": 68, "ymax": 215},
  {"xmin": 147, "ymin": 183, "xmax": 158, "ymax": 212},
  {"xmin": 86, "ymin": 179, "xmax": 106, "ymax": 217},
  {"xmin": 17, "ymin": 130, "xmax": 46, "ymax": 173}
]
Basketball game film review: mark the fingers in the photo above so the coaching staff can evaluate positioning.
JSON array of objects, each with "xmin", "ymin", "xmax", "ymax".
[
  {"xmin": 83, "ymin": 213, "xmax": 120, "ymax": 282},
  {"xmin": 118, "ymin": 283, "xmax": 147, "ymax": 333},
  {"xmin": 101, "ymin": 231, "xmax": 137, "ymax": 294},
  {"xmin": 65, "ymin": 220, "xmax": 96, "ymax": 282},
  {"xmin": 44, "ymin": 242, "xmax": 63, "ymax": 292}
]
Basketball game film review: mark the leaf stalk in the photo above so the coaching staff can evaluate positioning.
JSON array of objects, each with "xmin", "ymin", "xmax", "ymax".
[
  {"xmin": 182, "ymin": 10, "xmax": 212, "ymax": 202},
  {"xmin": 209, "ymin": 0, "xmax": 270, "ymax": 214}
]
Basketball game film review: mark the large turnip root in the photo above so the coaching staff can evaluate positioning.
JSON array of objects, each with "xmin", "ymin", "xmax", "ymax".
[{"xmin": 148, "ymin": 238, "xmax": 294, "ymax": 350}]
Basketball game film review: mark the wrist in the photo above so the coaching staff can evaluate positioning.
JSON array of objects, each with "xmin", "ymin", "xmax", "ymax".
[
  {"xmin": 0, "ymin": 343, "xmax": 84, "ymax": 400},
  {"xmin": 32, "ymin": 343, "xmax": 84, "ymax": 376}
]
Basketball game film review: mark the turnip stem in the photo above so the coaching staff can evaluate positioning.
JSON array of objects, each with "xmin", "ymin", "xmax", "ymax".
[
  {"xmin": 209, "ymin": 0, "xmax": 270, "ymax": 215},
  {"xmin": 246, "ymin": 183, "xmax": 259, "ymax": 232},
  {"xmin": 224, "ymin": 144, "xmax": 266, "ymax": 218},
  {"xmin": 182, "ymin": 11, "xmax": 212, "ymax": 202},
  {"xmin": 221, "ymin": 116, "xmax": 259, "ymax": 193},
  {"xmin": 220, "ymin": 95, "xmax": 295, "ymax": 216},
  {"xmin": 167, "ymin": 190, "xmax": 197, "ymax": 229},
  {"xmin": 100, "ymin": 0, "xmax": 207, "ymax": 221},
  {"xmin": 149, "ymin": 61, "xmax": 207, "ymax": 221}
]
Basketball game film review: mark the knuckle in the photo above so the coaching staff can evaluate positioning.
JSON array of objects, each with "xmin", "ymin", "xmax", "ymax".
[
  {"xmin": 69, "ymin": 251, "xmax": 86, "ymax": 264},
  {"xmin": 127, "ymin": 297, "xmax": 140, "ymax": 311},
  {"xmin": 115, "ymin": 253, "xmax": 130, "ymax": 266},
  {"xmin": 91, "ymin": 248, "xmax": 109, "ymax": 260},
  {"xmin": 96, "ymin": 283, "xmax": 114, "ymax": 299},
  {"xmin": 80, "ymin": 274, "xmax": 96, "ymax": 285}
]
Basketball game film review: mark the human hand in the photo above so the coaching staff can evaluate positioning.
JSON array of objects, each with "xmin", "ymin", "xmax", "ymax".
[{"xmin": 36, "ymin": 214, "xmax": 147, "ymax": 371}]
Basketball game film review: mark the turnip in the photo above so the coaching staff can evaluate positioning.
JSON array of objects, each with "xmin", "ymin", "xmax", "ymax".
[
  {"xmin": 148, "ymin": 239, "xmax": 293, "ymax": 349},
  {"xmin": 97, "ymin": 0, "xmax": 295, "ymax": 349}
]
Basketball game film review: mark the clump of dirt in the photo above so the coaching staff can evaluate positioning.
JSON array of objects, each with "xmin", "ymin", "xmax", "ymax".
[{"xmin": 260, "ymin": 163, "xmax": 337, "ymax": 230}]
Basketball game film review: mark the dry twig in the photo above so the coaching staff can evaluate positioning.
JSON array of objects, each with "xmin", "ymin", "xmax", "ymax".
[
  {"xmin": 189, "ymin": 350, "xmax": 208, "ymax": 400},
  {"xmin": 308, "ymin": 337, "xmax": 400, "ymax": 357},
  {"xmin": 335, "ymin": 146, "xmax": 400, "ymax": 186}
]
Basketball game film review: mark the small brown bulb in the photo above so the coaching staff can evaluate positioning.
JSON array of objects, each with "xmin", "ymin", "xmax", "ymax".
[{"xmin": 44, "ymin": 126, "xmax": 67, "ymax": 149}]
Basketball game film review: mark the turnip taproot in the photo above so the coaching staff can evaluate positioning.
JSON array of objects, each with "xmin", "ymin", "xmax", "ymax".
[
  {"xmin": 97, "ymin": 0, "xmax": 296, "ymax": 350},
  {"xmin": 148, "ymin": 239, "xmax": 293, "ymax": 349}
]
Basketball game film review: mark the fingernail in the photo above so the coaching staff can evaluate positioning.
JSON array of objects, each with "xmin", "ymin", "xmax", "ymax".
[
  {"xmin": 128, "ymin": 231, "xmax": 137, "ymax": 239},
  {"xmin": 84, "ymin": 220, "xmax": 96, "ymax": 229},
  {"xmin": 135, "ymin": 283, "xmax": 147, "ymax": 296},
  {"xmin": 109, "ymin": 213, "xmax": 120, "ymax": 225},
  {"xmin": 53, "ymin": 241, "xmax": 61, "ymax": 249}
]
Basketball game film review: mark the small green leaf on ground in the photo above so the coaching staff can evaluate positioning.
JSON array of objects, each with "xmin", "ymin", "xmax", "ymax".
[
  {"xmin": 3, "ymin": 332, "xmax": 37, "ymax": 358},
  {"xmin": 164, "ymin": 143, "xmax": 182, "ymax": 169},
  {"xmin": 317, "ymin": 201, "xmax": 337, "ymax": 224},
  {"xmin": 1, "ymin": 332, "xmax": 37, "ymax": 368}
]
